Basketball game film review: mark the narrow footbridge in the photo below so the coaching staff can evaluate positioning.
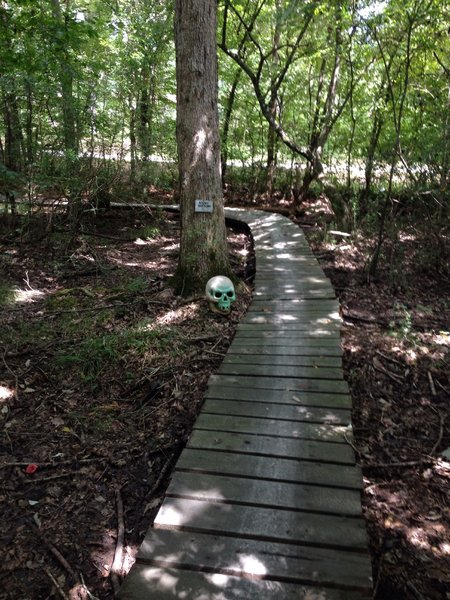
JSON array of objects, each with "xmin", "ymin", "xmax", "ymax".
[{"xmin": 119, "ymin": 209, "xmax": 373, "ymax": 599}]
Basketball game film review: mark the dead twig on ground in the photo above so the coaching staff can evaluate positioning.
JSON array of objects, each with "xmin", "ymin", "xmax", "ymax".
[
  {"xmin": 147, "ymin": 454, "xmax": 177, "ymax": 499},
  {"xmin": 428, "ymin": 371, "xmax": 437, "ymax": 396},
  {"xmin": 0, "ymin": 457, "xmax": 104, "ymax": 469},
  {"xmin": 35, "ymin": 525, "xmax": 79, "ymax": 584},
  {"xmin": 79, "ymin": 573, "xmax": 100, "ymax": 600},
  {"xmin": 430, "ymin": 409, "xmax": 445, "ymax": 455},
  {"xmin": 111, "ymin": 487, "xmax": 125, "ymax": 596},
  {"xmin": 375, "ymin": 349, "xmax": 403, "ymax": 367},
  {"xmin": 43, "ymin": 567, "xmax": 70, "ymax": 600},
  {"xmin": 23, "ymin": 469, "xmax": 84, "ymax": 484},
  {"xmin": 343, "ymin": 431, "xmax": 360, "ymax": 455},
  {"xmin": 435, "ymin": 379, "xmax": 450, "ymax": 395},
  {"xmin": 372, "ymin": 357, "xmax": 404, "ymax": 385}
]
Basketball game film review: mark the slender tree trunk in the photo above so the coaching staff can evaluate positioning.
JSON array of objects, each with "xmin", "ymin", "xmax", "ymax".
[
  {"xmin": 51, "ymin": 0, "xmax": 77, "ymax": 159},
  {"xmin": 173, "ymin": 0, "xmax": 231, "ymax": 296},
  {"xmin": 369, "ymin": 17, "xmax": 413, "ymax": 278},
  {"xmin": 221, "ymin": 68, "xmax": 241, "ymax": 186},
  {"xmin": 360, "ymin": 114, "xmax": 383, "ymax": 213},
  {"xmin": 265, "ymin": 0, "xmax": 282, "ymax": 199},
  {"xmin": 129, "ymin": 96, "xmax": 137, "ymax": 184},
  {"xmin": 2, "ymin": 92, "xmax": 23, "ymax": 172},
  {"xmin": 25, "ymin": 80, "xmax": 34, "ymax": 165}
]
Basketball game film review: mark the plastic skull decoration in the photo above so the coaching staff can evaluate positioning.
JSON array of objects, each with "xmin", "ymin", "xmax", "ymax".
[{"xmin": 205, "ymin": 276, "xmax": 236, "ymax": 315}]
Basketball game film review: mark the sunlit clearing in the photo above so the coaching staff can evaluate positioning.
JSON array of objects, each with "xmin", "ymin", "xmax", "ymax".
[
  {"xmin": 239, "ymin": 554, "xmax": 267, "ymax": 576},
  {"xmin": 142, "ymin": 567, "xmax": 178, "ymax": 589},
  {"xmin": 155, "ymin": 303, "xmax": 200, "ymax": 327},
  {"xmin": 0, "ymin": 385, "xmax": 14, "ymax": 402},
  {"xmin": 433, "ymin": 331, "xmax": 450, "ymax": 346},
  {"xmin": 206, "ymin": 573, "xmax": 229, "ymax": 587},
  {"xmin": 14, "ymin": 288, "xmax": 45, "ymax": 303},
  {"xmin": 406, "ymin": 526, "xmax": 438, "ymax": 551},
  {"xmin": 182, "ymin": 487, "xmax": 226, "ymax": 502},
  {"xmin": 440, "ymin": 543, "xmax": 450, "ymax": 555},
  {"xmin": 156, "ymin": 505, "xmax": 183, "ymax": 527}
]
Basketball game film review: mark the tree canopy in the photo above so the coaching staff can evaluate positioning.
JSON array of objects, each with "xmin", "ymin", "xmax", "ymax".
[{"xmin": 0, "ymin": 0, "xmax": 448, "ymax": 232}]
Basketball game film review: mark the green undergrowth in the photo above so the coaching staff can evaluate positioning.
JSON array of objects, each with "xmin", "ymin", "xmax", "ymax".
[{"xmin": 56, "ymin": 325, "xmax": 182, "ymax": 384}]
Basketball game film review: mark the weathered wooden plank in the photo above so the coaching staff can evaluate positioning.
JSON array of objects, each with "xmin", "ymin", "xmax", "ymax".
[
  {"xmin": 209, "ymin": 374, "xmax": 349, "ymax": 394},
  {"xmin": 154, "ymin": 497, "xmax": 368, "ymax": 550},
  {"xmin": 222, "ymin": 353, "xmax": 342, "ymax": 367},
  {"xmin": 230, "ymin": 336, "xmax": 341, "ymax": 347},
  {"xmin": 136, "ymin": 529, "xmax": 373, "ymax": 593},
  {"xmin": 217, "ymin": 363, "xmax": 343, "ymax": 380},
  {"xmin": 236, "ymin": 325, "xmax": 341, "ymax": 335},
  {"xmin": 202, "ymin": 399, "xmax": 351, "ymax": 425},
  {"xmin": 205, "ymin": 385, "xmax": 351, "ymax": 408},
  {"xmin": 180, "ymin": 429, "xmax": 359, "ymax": 472},
  {"xmin": 166, "ymin": 471, "xmax": 361, "ymax": 516},
  {"xmin": 194, "ymin": 413, "xmax": 350, "ymax": 443},
  {"xmin": 254, "ymin": 279, "xmax": 333, "ymax": 289},
  {"xmin": 255, "ymin": 268, "xmax": 328, "ymax": 278},
  {"xmin": 248, "ymin": 299, "xmax": 340, "ymax": 312},
  {"xmin": 229, "ymin": 340, "xmax": 342, "ymax": 353},
  {"xmin": 118, "ymin": 564, "xmax": 370, "ymax": 599},
  {"xmin": 253, "ymin": 290, "xmax": 337, "ymax": 298},
  {"xmin": 241, "ymin": 315, "xmax": 341, "ymax": 327}
]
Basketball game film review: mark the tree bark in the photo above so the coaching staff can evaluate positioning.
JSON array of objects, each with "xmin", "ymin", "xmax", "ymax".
[{"xmin": 173, "ymin": 0, "xmax": 231, "ymax": 296}]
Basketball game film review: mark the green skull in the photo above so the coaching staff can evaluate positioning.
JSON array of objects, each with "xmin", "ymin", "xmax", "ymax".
[{"xmin": 205, "ymin": 276, "xmax": 236, "ymax": 314}]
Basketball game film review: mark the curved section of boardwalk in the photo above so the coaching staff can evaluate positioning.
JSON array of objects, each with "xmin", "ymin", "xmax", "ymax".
[{"xmin": 119, "ymin": 209, "xmax": 373, "ymax": 599}]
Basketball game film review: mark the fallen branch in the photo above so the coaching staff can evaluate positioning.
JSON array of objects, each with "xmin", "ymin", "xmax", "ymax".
[
  {"xmin": 375, "ymin": 350, "xmax": 403, "ymax": 367},
  {"xmin": 111, "ymin": 487, "xmax": 125, "ymax": 596},
  {"xmin": 147, "ymin": 454, "xmax": 176, "ymax": 499},
  {"xmin": 431, "ymin": 410, "xmax": 445, "ymax": 455},
  {"xmin": 428, "ymin": 372, "xmax": 437, "ymax": 397},
  {"xmin": 35, "ymin": 526, "xmax": 79, "ymax": 584},
  {"xmin": 435, "ymin": 379, "xmax": 450, "ymax": 395},
  {"xmin": 43, "ymin": 567, "xmax": 70, "ymax": 600},
  {"xmin": 372, "ymin": 358, "xmax": 404, "ymax": 385},
  {"xmin": 343, "ymin": 431, "xmax": 360, "ymax": 455},
  {"xmin": 0, "ymin": 457, "xmax": 104, "ymax": 469},
  {"xmin": 23, "ymin": 469, "xmax": 83, "ymax": 484}
]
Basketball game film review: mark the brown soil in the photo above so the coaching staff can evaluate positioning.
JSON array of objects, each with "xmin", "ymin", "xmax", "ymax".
[
  {"xmin": 0, "ymin": 205, "xmax": 253, "ymax": 600},
  {"xmin": 298, "ymin": 197, "xmax": 450, "ymax": 600},
  {"xmin": 1, "ymin": 196, "xmax": 449, "ymax": 599}
]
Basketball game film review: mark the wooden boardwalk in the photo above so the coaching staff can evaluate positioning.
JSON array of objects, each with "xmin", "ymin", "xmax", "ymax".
[{"xmin": 119, "ymin": 210, "xmax": 373, "ymax": 599}]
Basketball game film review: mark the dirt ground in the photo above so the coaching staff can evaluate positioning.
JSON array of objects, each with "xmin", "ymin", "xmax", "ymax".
[{"xmin": 1, "ymin": 197, "xmax": 449, "ymax": 599}]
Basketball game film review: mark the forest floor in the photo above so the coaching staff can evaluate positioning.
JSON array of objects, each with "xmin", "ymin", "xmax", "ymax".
[{"xmin": 0, "ymin": 194, "xmax": 449, "ymax": 600}]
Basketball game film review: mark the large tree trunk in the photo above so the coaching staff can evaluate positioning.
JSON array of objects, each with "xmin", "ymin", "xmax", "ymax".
[{"xmin": 173, "ymin": 0, "xmax": 231, "ymax": 296}]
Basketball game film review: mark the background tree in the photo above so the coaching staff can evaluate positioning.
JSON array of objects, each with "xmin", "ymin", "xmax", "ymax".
[{"xmin": 173, "ymin": 0, "xmax": 231, "ymax": 295}]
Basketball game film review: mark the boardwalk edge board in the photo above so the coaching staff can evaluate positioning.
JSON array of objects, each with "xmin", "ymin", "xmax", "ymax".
[{"xmin": 118, "ymin": 207, "xmax": 372, "ymax": 598}]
